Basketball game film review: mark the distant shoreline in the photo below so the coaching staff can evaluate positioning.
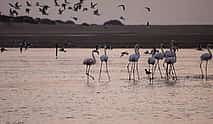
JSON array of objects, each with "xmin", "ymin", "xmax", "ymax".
[{"xmin": 0, "ymin": 22, "xmax": 213, "ymax": 48}]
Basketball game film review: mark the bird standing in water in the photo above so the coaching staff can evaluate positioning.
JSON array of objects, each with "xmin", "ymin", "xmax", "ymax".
[
  {"xmin": 99, "ymin": 45, "xmax": 110, "ymax": 81},
  {"xmin": 127, "ymin": 44, "xmax": 140, "ymax": 81},
  {"xmin": 83, "ymin": 49, "xmax": 99, "ymax": 83},
  {"xmin": 200, "ymin": 44, "xmax": 212, "ymax": 80}
]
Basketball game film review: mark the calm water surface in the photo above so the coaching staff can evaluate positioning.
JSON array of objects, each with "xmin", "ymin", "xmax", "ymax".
[{"xmin": 0, "ymin": 48, "xmax": 213, "ymax": 124}]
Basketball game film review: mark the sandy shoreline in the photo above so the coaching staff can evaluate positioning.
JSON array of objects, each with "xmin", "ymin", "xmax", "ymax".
[{"xmin": 0, "ymin": 23, "xmax": 213, "ymax": 48}]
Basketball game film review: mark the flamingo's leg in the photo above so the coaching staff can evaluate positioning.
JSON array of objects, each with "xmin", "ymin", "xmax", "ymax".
[
  {"xmin": 106, "ymin": 61, "xmax": 110, "ymax": 81},
  {"xmin": 200, "ymin": 61, "xmax": 204, "ymax": 79},
  {"xmin": 87, "ymin": 65, "xmax": 94, "ymax": 80},
  {"xmin": 136, "ymin": 62, "xmax": 140, "ymax": 80},
  {"xmin": 99, "ymin": 61, "xmax": 103, "ymax": 81},
  {"xmin": 205, "ymin": 61, "xmax": 208, "ymax": 80},
  {"xmin": 172, "ymin": 64, "xmax": 177, "ymax": 80}
]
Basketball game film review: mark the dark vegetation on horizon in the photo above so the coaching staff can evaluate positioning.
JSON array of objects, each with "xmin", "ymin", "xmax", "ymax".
[{"xmin": 0, "ymin": 15, "xmax": 124, "ymax": 26}]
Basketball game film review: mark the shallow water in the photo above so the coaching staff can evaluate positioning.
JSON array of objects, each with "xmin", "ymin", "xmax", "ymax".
[{"xmin": 0, "ymin": 48, "xmax": 213, "ymax": 124}]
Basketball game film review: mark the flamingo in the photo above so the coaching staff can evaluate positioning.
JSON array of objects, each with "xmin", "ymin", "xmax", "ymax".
[
  {"xmin": 99, "ymin": 45, "xmax": 110, "ymax": 81},
  {"xmin": 153, "ymin": 44, "xmax": 164, "ymax": 78},
  {"xmin": 164, "ymin": 47, "xmax": 177, "ymax": 80},
  {"xmin": 200, "ymin": 44, "xmax": 212, "ymax": 80},
  {"xmin": 127, "ymin": 44, "xmax": 140, "ymax": 81},
  {"xmin": 83, "ymin": 49, "xmax": 99, "ymax": 83}
]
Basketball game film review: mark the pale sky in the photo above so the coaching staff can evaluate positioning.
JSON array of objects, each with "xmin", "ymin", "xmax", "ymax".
[{"xmin": 0, "ymin": 0, "xmax": 213, "ymax": 25}]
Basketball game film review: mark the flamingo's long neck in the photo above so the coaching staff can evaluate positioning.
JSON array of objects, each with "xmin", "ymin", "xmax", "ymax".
[
  {"xmin": 92, "ymin": 52, "xmax": 96, "ymax": 63},
  {"xmin": 160, "ymin": 46, "xmax": 164, "ymax": 55},
  {"xmin": 104, "ymin": 48, "xmax": 107, "ymax": 56},
  {"xmin": 208, "ymin": 47, "xmax": 212, "ymax": 57},
  {"xmin": 135, "ymin": 47, "xmax": 140, "ymax": 56}
]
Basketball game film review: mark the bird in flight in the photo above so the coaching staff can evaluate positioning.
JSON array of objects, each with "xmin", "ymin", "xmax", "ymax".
[
  {"xmin": 58, "ymin": 8, "xmax": 64, "ymax": 15},
  {"xmin": 64, "ymin": 0, "xmax": 70, "ymax": 4},
  {"xmin": 118, "ymin": 4, "xmax": 125, "ymax": 11},
  {"xmin": 9, "ymin": 2, "xmax": 22, "ymax": 9},
  {"xmin": 54, "ymin": 0, "xmax": 60, "ymax": 6},
  {"xmin": 145, "ymin": 7, "xmax": 151, "ymax": 12},
  {"xmin": 93, "ymin": 9, "xmax": 100, "ymax": 16},
  {"xmin": 26, "ymin": 1, "xmax": 32, "ymax": 7},
  {"xmin": 91, "ymin": 2, "xmax": 98, "ymax": 9},
  {"xmin": 71, "ymin": 16, "xmax": 78, "ymax": 21},
  {"xmin": 9, "ymin": 8, "xmax": 18, "ymax": 16},
  {"xmin": 120, "ymin": 16, "xmax": 126, "ymax": 21},
  {"xmin": 25, "ymin": 8, "xmax": 31, "ymax": 14}
]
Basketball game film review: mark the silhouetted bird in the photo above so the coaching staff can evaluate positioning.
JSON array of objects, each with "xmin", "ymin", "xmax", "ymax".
[
  {"xmin": 9, "ymin": 2, "xmax": 22, "ymax": 9},
  {"xmin": 26, "ymin": 1, "xmax": 32, "ymax": 7},
  {"xmin": 83, "ymin": 8, "xmax": 88, "ymax": 12},
  {"xmin": 91, "ymin": 2, "xmax": 97, "ymax": 9},
  {"xmin": 61, "ymin": 3, "xmax": 67, "ymax": 10},
  {"xmin": 68, "ymin": 6, "xmax": 72, "ymax": 10},
  {"xmin": 64, "ymin": 0, "xmax": 70, "ymax": 4},
  {"xmin": 25, "ymin": 8, "xmax": 31, "ymax": 14},
  {"xmin": 1, "ymin": 48, "xmax": 8, "ymax": 53},
  {"xmin": 120, "ymin": 51, "xmax": 129, "ymax": 57},
  {"xmin": 54, "ymin": 0, "xmax": 60, "ymax": 6},
  {"xmin": 39, "ymin": 7, "xmax": 49, "ymax": 15},
  {"xmin": 9, "ymin": 8, "xmax": 18, "ymax": 16},
  {"xmin": 59, "ymin": 47, "xmax": 67, "ymax": 52},
  {"xmin": 94, "ymin": 9, "xmax": 100, "ymax": 16},
  {"xmin": 58, "ymin": 8, "xmax": 64, "ymax": 15},
  {"xmin": 74, "ymin": 2, "xmax": 82, "ymax": 11},
  {"xmin": 146, "ymin": 21, "xmax": 150, "ymax": 27},
  {"xmin": 118, "ymin": 4, "xmax": 125, "ymax": 11},
  {"xmin": 120, "ymin": 16, "xmax": 125, "ymax": 21},
  {"xmin": 71, "ymin": 16, "xmax": 78, "ymax": 21},
  {"xmin": 145, "ymin": 7, "xmax": 151, "ymax": 12}
]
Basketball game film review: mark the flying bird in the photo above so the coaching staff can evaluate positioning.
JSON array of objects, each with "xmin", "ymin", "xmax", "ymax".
[
  {"xmin": 91, "ymin": 2, "xmax": 97, "ymax": 9},
  {"xmin": 120, "ymin": 16, "xmax": 126, "ymax": 21},
  {"xmin": 26, "ymin": 1, "xmax": 32, "ymax": 7},
  {"xmin": 58, "ymin": 8, "xmax": 64, "ymax": 15},
  {"xmin": 9, "ymin": 2, "xmax": 22, "ymax": 9},
  {"xmin": 83, "ymin": 8, "xmax": 88, "ymax": 12},
  {"xmin": 39, "ymin": 6, "xmax": 49, "ymax": 15},
  {"xmin": 68, "ymin": 6, "xmax": 72, "ymax": 10},
  {"xmin": 61, "ymin": 3, "xmax": 67, "ymax": 10},
  {"xmin": 118, "ymin": 4, "xmax": 125, "ymax": 11},
  {"xmin": 93, "ymin": 9, "xmax": 100, "ymax": 16},
  {"xmin": 145, "ymin": 7, "xmax": 151, "ymax": 12},
  {"xmin": 54, "ymin": 0, "xmax": 60, "ymax": 6},
  {"xmin": 25, "ymin": 8, "xmax": 31, "ymax": 14},
  {"xmin": 64, "ymin": 0, "xmax": 70, "ymax": 4},
  {"xmin": 9, "ymin": 8, "xmax": 18, "ymax": 16},
  {"xmin": 71, "ymin": 16, "xmax": 78, "ymax": 21}
]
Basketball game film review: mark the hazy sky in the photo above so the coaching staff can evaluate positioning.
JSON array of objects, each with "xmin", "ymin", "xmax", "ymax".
[{"xmin": 0, "ymin": 0, "xmax": 213, "ymax": 25}]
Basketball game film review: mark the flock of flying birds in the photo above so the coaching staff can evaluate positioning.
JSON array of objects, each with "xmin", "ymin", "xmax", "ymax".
[{"xmin": 7, "ymin": 0, "xmax": 151, "ymax": 24}]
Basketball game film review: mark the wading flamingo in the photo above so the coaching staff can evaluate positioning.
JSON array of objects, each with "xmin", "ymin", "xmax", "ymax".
[
  {"xmin": 83, "ymin": 49, "xmax": 99, "ymax": 83},
  {"xmin": 200, "ymin": 44, "xmax": 212, "ymax": 80},
  {"xmin": 99, "ymin": 45, "xmax": 110, "ymax": 81}
]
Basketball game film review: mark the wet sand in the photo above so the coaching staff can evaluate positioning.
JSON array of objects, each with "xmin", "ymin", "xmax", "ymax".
[{"xmin": 0, "ymin": 48, "xmax": 213, "ymax": 124}]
